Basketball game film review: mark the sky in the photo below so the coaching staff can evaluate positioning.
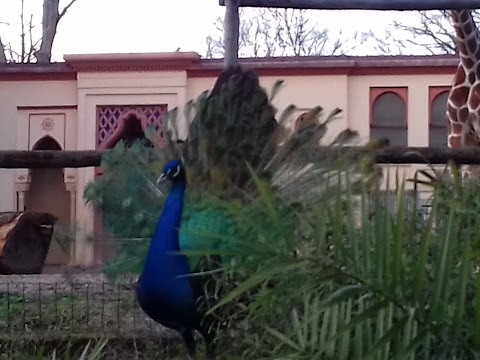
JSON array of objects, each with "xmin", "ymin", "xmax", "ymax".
[{"xmin": 0, "ymin": 0, "xmax": 434, "ymax": 61}]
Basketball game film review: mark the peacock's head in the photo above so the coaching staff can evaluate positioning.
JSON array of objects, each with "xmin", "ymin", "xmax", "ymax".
[{"xmin": 158, "ymin": 159, "xmax": 186, "ymax": 184}]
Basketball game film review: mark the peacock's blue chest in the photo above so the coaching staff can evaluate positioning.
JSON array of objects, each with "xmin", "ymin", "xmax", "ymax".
[{"xmin": 136, "ymin": 182, "xmax": 198, "ymax": 325}]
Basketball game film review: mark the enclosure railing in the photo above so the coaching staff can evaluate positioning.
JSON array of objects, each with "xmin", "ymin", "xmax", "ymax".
[
  {"xmin": 1, "ymin": 146, "xmax": 480, "ymax": 169},
  {"xmin": 219, "ymin": 0, "xmax": 480, "ymax": 11}
]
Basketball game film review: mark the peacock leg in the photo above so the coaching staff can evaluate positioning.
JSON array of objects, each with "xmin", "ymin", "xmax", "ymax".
[
  {"xmin": 204, "ymin": 339, "xmax": 216, "ymax": 360},
  {"xmin": 180, "ymin": 329, "xmax": 197, "ymax": 359},
  {"xmin": 202, "ymin": 328, "xmax": 217, "ymax": 360}
]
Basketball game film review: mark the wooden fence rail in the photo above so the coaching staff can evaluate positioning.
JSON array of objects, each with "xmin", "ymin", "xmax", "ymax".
[
  {"xmin": 219, "ymin": 0, "xmax": 480, "ymax": 10},
  {"xmin": 0, "ymin": 150, "xmax": 106, "ymax": 169},
  {"xmin": 1, "ymin": 147, "xmax": 480, "ymax": 169}
]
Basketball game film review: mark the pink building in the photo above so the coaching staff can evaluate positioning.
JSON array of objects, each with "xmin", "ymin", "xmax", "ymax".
[{"xmin": 0, "ymin": 52, "xmax": 458, "ymax": 268}]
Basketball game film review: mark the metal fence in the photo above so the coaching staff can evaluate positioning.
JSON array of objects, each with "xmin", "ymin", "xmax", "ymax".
[{"xmin": 0, "ymin": 277, "xmax": 168, "ymax": 340}]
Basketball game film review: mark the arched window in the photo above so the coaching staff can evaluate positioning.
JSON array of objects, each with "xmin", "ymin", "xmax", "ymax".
[
  {"xmin": 429, "ymin": 87, "xmax": 450, "ymax": 147},
  {"xmin": 370, "ymin": 88, "xmax": 408, "ymax": 146}
]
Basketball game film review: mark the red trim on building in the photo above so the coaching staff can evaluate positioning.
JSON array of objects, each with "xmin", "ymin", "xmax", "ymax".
[
  {"xmin": 0, "ymin": 53, "xmax": 461, "ymax": 80},
  {"xmin": 187, "ymin": 65, "xmax": 459, "ymax": 78},
  {"xmin": 187, "ymin": 55, "xmax": 459, "ymax": 77},
  {"xmin": 0, "ymin": 63, "xmax": 75, "ymax": 81},
  {"xmin": 187, "ymin": 67, "xmax": 353, "ymax": 77},
  {"xmin": 369, "ymin": 87, "xmax": 408, "ymax": 127},
  {"xmin": 0, "ymin": 72, "xmax": 76, "ymax": 81},
  {"xmin": 428, "ymin": 86, "xmax": 451, "ymax": 126},
  {"xmin": 350, "ymin": 66, "xmax": 457, "ymax": 76}
]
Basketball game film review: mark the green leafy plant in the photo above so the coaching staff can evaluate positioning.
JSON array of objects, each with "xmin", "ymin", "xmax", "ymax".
[
  {"xmin": 194, "ymin": 164, "xmax": 480, "ymax": 359},
  {"xmin": 84, "ymin": 133, "xmax": 480, "ymax": 358},
  {"xmin": 81, "ymin": 69, "xmax": 436, "ymax": 358}
]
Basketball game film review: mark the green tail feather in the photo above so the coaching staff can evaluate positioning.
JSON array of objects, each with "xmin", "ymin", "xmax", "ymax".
[{"xmin": 84, "ymin": 65, "xmax": 382, "ymax": 280}]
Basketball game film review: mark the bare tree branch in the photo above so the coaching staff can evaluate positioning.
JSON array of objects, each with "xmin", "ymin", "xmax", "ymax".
[
  {"xmin": 355, "ymin": 28, "xmax": 407, "ymax": 56},
  {"xmin": 368, "ymin": 10, "xmax": 480, "ymax": 56},
  {"xmin": 36, "ymin": 0, "xmax": 80, "ymax": 64},
  {"xmin": 0, "ymin": 0, "xmax": 79, "ymax": 64},
  {"xmin": 204, "ymin": 8, "xmax": 350, "ymax": 58},
  {"xmin": 391, "ymin": 10, "xmax": 459, "ymax": 55},
  {"xmin": 59, "ymin": 0, "xmax": 78, "ymax": 19},
  {"xmin": 349, "ymin": 10, "xmax": 466, "ymax": 56},
  {"xmin": 20, "ymin": 0, "xmax": 26, "ymax": 63},
  {"xmin": 27, "ymin": 15, "xmax": 41, "ymax": 63},
  {"xmin": 205, "ymin": 9, "xmax": 256, "ymax": 58}
]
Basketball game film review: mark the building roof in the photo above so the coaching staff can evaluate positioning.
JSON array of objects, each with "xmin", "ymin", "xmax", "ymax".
[
  {"xmin": 193, "ymin": 54, "xmax": 459, "ymax": 69},
  {"xmin": 0, "ymin": 52, "xmax": 460, "ymax": 80}
]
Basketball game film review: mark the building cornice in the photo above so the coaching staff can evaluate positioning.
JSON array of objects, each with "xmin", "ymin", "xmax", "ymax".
[
  {"xmin": 63, "ymin": 52, "xmax": 201, "ymax": 73},
  {"xmin": 0, "ymin": 53, "xmax": 460, "ymax": 80}
]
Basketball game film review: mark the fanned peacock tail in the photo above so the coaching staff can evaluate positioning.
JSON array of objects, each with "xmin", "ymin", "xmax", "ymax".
[
  {"xmin": 85, "ymin": 64, "xmax": 385, "ymax": 271},
  {"xmin": 182, "ymin": 66, "xmax": 279, "ymax": 193},
  {"xmin": 84, "ymin": 66, "xmax": 385, "ymax": 348}
]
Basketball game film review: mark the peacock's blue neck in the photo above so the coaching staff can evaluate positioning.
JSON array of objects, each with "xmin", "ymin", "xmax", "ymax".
[
  {"xmin": 138, "ymin": 179, "xmax": 193, "ymax": 304},
  {"xmin": 150, "ymin": 181, "xmax": 186, "ymax": 253},
  {"xmin": 137, "ymin": 178, "xmax": 196, "ymax": 313}
]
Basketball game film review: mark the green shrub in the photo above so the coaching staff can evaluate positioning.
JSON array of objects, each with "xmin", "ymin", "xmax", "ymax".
[{"xmin": 204, "ymin": 165, "xmax": 480, "ymax": 359}]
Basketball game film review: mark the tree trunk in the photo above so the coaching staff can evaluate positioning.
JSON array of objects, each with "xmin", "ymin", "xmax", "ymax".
[
  {"xmin": 36, "ymin": 0, "xmax": 78, "ymax": 64},
  {"xmin": 223, "ymin": 0, "xmax": 240, "ymax": 68},
  {"xmin": 36, "ymin": 0, "xmax": 60, "ymax": 63},
  {"xmin": 0, "ymin": 36, "xmax": 7, "ymax": 64},
  {"xmin": 0, "ymin": 212, "xmax": 57, "ymax": 274}
]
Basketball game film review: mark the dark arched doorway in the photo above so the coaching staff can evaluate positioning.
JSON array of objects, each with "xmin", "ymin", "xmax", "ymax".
[{"xmin": 25, "ymin": 136, "xmax": 71, "ymax": 267}]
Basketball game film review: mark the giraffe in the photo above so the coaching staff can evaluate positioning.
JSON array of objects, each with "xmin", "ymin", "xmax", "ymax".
[{"xmin": 447, "ymin": 10, "xmax": 480, "ymax": 179}]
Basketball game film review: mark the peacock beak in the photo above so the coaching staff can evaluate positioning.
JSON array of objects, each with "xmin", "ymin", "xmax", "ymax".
[{"xmin": 156, "ymin": 173, "xmax": 167, "ymax": 187}]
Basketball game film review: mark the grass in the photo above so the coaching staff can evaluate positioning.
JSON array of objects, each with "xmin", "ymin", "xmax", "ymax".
[
  {"xmin": 0, "ymin": 337, "xmax": 186, "ymax": 360},
  {"xmin": 0, "ymin": 286, "xmax": 191, "ymax": 359},
  {"xmin": 0, "ymin": 281, "xmax": 161, "ymax": 338},
  {"xmin": 0, "ymin": 282, "xmax": 245, "ymax": 359}
]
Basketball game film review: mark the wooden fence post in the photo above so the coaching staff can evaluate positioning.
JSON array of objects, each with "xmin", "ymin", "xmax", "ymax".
[{"xmin": 223, "ymin": 0, "xmax": 240, "ymax": 68}]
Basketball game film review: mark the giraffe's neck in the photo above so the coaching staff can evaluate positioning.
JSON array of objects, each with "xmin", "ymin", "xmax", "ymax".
[
  {"xmin": 450, "ymin": 10, "xmax": 480, "ymax": 64},
  {"xmin": 447, "ymin": 10, "xmax": 480, "ymax": 180}
]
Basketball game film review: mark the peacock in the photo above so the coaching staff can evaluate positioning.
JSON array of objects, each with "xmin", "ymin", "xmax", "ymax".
[
  {"xmin": 84, "ymin": 65, "xmax": 385, "ymax": 359},
  {"xmin": 135, "ymin": 159, "xmax": 219, "ymax": 359}
]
